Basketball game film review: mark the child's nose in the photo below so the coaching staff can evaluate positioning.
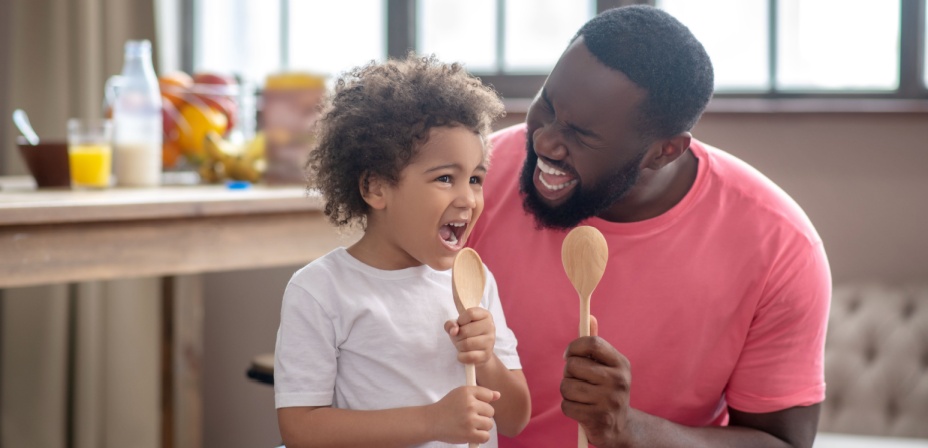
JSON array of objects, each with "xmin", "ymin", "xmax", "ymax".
[{"xmin": 453, "ymin": 184, "xmax": 477, "ymax": 209}]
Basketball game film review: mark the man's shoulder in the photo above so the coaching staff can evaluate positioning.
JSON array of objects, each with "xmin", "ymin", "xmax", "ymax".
[
  {"xmin": 489, "ymin": 123, "xmax": 528, "ymax": 159},
  {"xmin": 692, "ymin": 139, "xmax": 822, "ymax": 244},
  {"xmin": 693, "ymin": 139, "xmax": 789, "ymax": 203}
]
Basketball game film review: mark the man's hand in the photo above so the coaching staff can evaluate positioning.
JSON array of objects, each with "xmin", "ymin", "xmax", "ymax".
[
  {"xmin": 561, "ymin": 314, "xmax": 634, "ymax": 447},
  {"xmin": 445, "ymin": 307, "xmax": 496, "ymax": 366}
]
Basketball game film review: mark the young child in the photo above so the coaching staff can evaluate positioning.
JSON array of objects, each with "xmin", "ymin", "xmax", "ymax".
[{"xmin": 274, "ymin": 54, "xmax": 530, "ymax": 447}]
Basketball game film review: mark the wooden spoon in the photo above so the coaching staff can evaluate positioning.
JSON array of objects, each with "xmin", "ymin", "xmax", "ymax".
[
  {"xmin": 561, "ymin": 225, "xmax": 608, "ymax": 447},
  {"xmin": 451, "ymin": 248, "xmax": 487, "ymax": 448}
]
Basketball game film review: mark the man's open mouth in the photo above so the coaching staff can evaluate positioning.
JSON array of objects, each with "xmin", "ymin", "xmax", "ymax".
[{"xmin": 535, "ymin": 157, "xmax": 578, "ymax": 200}]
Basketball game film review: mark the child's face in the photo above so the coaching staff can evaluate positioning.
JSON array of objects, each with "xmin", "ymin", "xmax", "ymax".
[{"xmin": 374, "ymin": 126, "xmax": 487, "ymax": 271}]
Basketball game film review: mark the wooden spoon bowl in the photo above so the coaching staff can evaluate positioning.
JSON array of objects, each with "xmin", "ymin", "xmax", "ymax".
[{"xmin": 452, "ymin": 248, "xmax": 486, "ymax": 315}]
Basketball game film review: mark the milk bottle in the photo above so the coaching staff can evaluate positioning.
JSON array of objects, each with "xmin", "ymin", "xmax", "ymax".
[{"xmin": 110, "ymin": 40, "xmax": 162, "ymax": 187}]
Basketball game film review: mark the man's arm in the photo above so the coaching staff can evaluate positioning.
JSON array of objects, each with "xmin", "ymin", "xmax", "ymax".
[
  {"xmin": 561, "ymin": 335, "xmax": 822, "ymax": 448},
  {"xmin": 610, "ymin": 404, "xmax": 820, "ymax": 448}
]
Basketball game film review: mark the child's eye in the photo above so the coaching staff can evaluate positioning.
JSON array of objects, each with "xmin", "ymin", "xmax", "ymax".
[
  {"xmin": 436, "ymin": 175, "xmax": 452, "ymax": 183},
  {"xmin": 469, "ymin": 176, "xmax": 483, "ymax": 185}
]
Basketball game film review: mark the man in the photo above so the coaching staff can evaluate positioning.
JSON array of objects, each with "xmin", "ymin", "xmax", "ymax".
[{"xmin": 468, "ymin": 5, "xmax": 831, "ymax": 448}]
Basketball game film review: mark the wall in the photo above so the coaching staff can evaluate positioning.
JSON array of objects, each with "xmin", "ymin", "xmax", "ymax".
[
  {"xmin": 693, "ymin": 112, "xmax": 928, "ymax": 284},
  {"xmin": 200, "ymin": 111, "xmax": 928, "ymax": 446},
  {"xmin": 202, "ymin": 266, "xmax": 294, "ymax": 448}
]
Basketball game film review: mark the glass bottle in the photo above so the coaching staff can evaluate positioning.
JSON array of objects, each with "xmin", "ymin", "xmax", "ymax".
[{"xmin": 111, "ymin": 40, "xmax": 162, "ymax": 187}]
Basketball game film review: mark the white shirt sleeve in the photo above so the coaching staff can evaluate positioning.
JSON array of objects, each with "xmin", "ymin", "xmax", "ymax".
[{"xmin": 274, "ymin": 281, "xmax": 339, "ymax": 408}]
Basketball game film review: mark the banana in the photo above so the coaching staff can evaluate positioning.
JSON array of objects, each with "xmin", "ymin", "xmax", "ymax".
[{"xmin": 202, "ymin": 131, "xmax": 265, "ymax": 183}]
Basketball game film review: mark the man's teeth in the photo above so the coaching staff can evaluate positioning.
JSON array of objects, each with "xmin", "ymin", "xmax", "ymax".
[
  {"xmin": 537, "ymin": 158, "xmax": 566, "ymax": 175},
  {"xmin": 539, "ymin": 174, "xmax": 577, "ymax": 190}
]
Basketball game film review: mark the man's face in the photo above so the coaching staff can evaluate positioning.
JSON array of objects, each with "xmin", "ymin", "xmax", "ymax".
[{"xmin": 520, "ymin": 37, "xmax": 651, "ymax": 229}]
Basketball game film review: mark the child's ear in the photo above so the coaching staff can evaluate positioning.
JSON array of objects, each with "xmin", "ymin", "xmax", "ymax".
[{"xmin": 359, "ymin": 172, "xmax": 387, "ymax": 210}]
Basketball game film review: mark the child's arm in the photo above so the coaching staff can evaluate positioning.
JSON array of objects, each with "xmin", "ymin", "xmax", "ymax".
[
  {"xmin": 446, "ymin": 307, "xmax": 532, "ymax": 436},
  {"xmin": 278, "ymin": 385, "xmax": 501, "ymax": 448}
]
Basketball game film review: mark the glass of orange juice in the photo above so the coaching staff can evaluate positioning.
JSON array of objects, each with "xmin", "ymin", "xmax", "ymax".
[{"xmin": 67, "ymin": 118, "xmax": 113, "ymax": 189}]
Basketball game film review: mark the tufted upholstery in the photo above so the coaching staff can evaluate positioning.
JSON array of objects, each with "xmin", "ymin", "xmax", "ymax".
[{"xmin": 818, "ymin": 283, "xmax": 928, "ymax": 438}]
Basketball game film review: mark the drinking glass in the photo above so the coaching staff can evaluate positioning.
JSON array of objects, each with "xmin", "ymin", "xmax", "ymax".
[{"xmin": 67, "ymin": 118, "xmax": 113, "ymax": 189}]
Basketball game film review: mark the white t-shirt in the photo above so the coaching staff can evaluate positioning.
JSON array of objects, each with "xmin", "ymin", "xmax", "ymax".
[{"xmin": 275, "ymin": 247, "xmax": 521, "ymax": 448}]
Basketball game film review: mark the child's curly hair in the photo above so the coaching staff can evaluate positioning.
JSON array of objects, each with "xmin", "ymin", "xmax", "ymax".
[{"xmin": 307, "ymin": 53, "xmax": 505, "ymax": 228}]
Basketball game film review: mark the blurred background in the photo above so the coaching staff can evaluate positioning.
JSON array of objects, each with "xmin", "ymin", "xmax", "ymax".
[{"xmin": 1, "ymin": 0, "xmax": 927, "ymax": 447}]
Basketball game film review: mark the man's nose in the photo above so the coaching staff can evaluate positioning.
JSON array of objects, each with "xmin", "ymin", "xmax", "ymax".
[{"xmin": 532, "ymin": 125, "xmax": 568, "ymax": 160}]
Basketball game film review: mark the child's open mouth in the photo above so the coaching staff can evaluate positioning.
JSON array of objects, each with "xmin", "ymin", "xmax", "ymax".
[{"xmin": 439, "ymin": 221, "xmax": 467, "ymax": 249}]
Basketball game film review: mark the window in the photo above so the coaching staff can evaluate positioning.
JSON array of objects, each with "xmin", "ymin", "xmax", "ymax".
[
  {"xmin": 188, "ymin": 0, "xmax": 928, "ymax": 102},
  {"xmin": 192, "ymin": 0, "xmax": 384, "ymax": 84},
  {"xmin": 657, "ymin": 0, "xmax": 920, "ymax": 98},
  {"xmin": 189, "ymin": 0, "xmax": 602, "ymax": 98},
  {"xmin": 416, "ymin": 0, "xmax": 595, "ymax": 73}
]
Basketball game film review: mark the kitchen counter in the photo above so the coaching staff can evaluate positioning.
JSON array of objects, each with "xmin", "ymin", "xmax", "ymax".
[
  {"xmin": 0, "ymin": 179, "xmax": 349, "ymax": 288},
  {"xmin": 0, "ymin": 178, "xmax": 354, "ymax": 448}
]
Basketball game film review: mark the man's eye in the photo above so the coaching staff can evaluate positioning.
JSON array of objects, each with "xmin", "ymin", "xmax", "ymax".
[{"xmin": 436, "ymin": 175, "xmax": 451, "ymax": 183}]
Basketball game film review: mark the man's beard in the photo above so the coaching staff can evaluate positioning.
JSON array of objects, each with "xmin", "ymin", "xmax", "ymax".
[{"xmin": 519, "ymin": 142, "xmax": 645, "ymax": 230}]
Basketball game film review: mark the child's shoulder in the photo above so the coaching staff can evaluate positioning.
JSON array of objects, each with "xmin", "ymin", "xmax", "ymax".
[{"xmin": 289, "ymin": 247, "xmax": 351, "ymax": 285}]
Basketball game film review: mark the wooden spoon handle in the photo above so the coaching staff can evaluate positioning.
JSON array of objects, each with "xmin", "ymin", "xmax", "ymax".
[
  {"xmin": 579, "ymin": 295, "xmax": 591, "ymax": 337},
  {"xmin": 465, "ymin": 363, "xmax": 478, "ymax": 448},
  {"xmin": 579, "ymin": 294, "xmax": 591, "ymax": 447}
]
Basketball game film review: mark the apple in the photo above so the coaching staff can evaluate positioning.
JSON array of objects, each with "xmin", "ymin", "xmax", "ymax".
[
  {"xmin": 192, "ymin": 72, "xmax": 234, "ymax": 87},
  {"xmin": 159, "ymin": 71, "xmax": 194, "ymax": 108}
]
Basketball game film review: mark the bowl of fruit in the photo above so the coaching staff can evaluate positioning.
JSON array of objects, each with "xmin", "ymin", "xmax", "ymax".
[{"xmin": 158, "ymin": 71, "xmax": 265, "ymax": 183}]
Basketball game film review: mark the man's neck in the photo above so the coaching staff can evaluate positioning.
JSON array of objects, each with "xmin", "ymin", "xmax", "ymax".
[{"xmin": 599, "ymin": 149, "xmax": 698, "ymax": 223}]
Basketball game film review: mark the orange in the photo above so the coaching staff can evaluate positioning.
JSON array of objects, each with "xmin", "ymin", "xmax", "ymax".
[
  {"xmin": 176, "ymin": 104, "xmax": 227, "ymax": 161},
  {"xmin": 162, "ymin": 140, "xmax": 182, "ymax": 169}
]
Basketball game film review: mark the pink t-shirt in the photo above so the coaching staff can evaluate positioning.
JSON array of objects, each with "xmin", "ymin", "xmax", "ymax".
[{"xmin": 469, "ymin": 124, "xmax": 831, "ymax": 447}]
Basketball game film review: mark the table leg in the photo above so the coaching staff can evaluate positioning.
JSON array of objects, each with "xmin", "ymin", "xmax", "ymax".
[{"xmin": 161, "ymin": 275, "xmax": 203, "ymax": 448}]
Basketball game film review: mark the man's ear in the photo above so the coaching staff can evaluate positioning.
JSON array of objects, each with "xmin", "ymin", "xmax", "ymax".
[
  {"xmin": 643, "ymin": 132, "xmax": 692, "ymax": 170},
  {"xmin": 360, "ymin": 172, "xmax": 387, "ymax": 210}
]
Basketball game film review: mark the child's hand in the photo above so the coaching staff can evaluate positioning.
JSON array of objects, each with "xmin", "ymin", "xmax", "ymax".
[
  {"xmin": 429, "ymin": 385, "xmax": 500, "ymax": 444},
  {"xmin": 444, "ymin": 307, "xmax": 496, "ymax": 366}
]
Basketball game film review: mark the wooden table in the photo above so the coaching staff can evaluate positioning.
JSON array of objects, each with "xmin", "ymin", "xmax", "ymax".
[{"xmin": 0, "ymin": 179, "xmax": 352, "ymax": 448}]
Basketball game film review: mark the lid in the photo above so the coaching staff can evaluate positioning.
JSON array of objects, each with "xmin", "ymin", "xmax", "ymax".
[
  {"xmin": 124, "ymin": 40, "xmax": 152, "ymax": 57},
  {"xmin": 264, "ymin": 72, "xmax": 327, "ymax": 90}
]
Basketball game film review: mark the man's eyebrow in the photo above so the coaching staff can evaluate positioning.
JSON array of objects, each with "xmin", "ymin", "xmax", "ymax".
[
  {"xmin": 542, "ymin": 88, "xmax": 600, "ymax": 140},
  {"xmin": 569, "ymin": 123, "xmax": 600, "ymax": 139}
]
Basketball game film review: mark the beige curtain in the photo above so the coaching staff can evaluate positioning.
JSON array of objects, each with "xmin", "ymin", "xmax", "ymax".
[
  {"xmin": 1, "ymin": 0, "xmax": 160, "ymax": 174},
  {"xmin": 1, "ymin": 1, "xmax": 162, "ymax": 447}
]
